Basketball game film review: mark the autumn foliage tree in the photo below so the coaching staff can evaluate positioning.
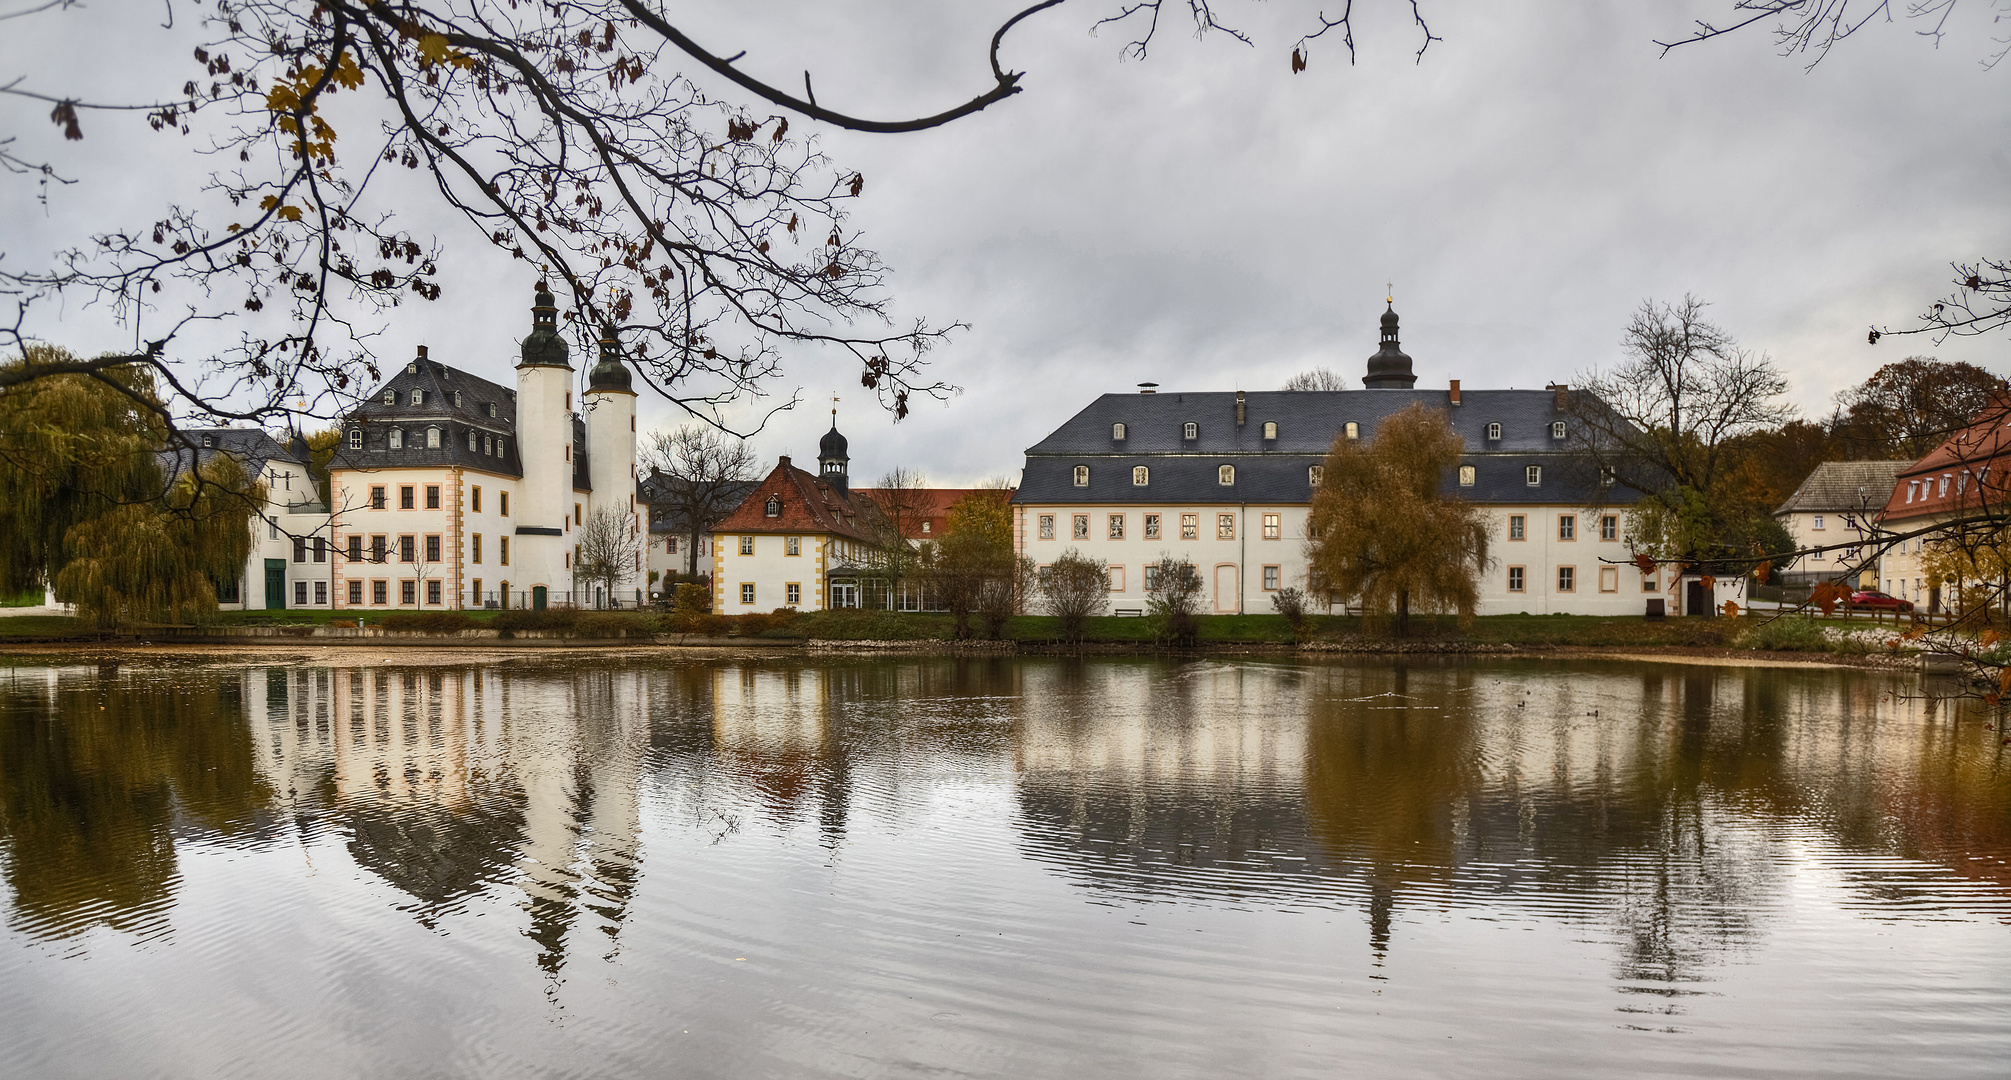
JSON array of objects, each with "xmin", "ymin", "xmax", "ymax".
[{"xmin": 1306, "ymin": 402, "xmax": 1488, "ymax": 634}]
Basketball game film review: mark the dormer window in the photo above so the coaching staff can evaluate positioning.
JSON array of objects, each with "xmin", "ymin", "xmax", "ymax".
[
  {"xmin": 453, "ymin": 391, "xmax": 462, "ymax": 408},
  {"xmin": 765, "ymin": 495, "xmax": 781, "ymax": 517},
  {"xmin": 1344, "ymin": 422, "xmax": 1359, "ymax": 440},
  {"xmin": 1486, "ymin": 422, "xmax": 1501, "ymax": 440},
  {"xmin": 1183, "ymin": 422, "xmax": 1199, "ymax": 440},
  {"xmin": 383, "ymin": 390, "xmax": 396, "ymax": 404},
  {"xmin": 1551, "ymin": 421, "xmax": 1566, "ymax": 440},
  {"xmin": 1526, "ymin": 465, "xmax": 1542, "ymax": 486},
  {"xmin": 412, "ymin": 389, "xmax": 425, "ymax": 406},
  {"xmin": 484, "ymin": 402, "xmax": 496, "ymax": 418},
  {"xmin": 1309, "ymin": 465, "xmax": 1323, "ymax": 487},
  {"xmin": 389, "ymin": 429, "xmax": 404, "ymax": 450},
  {"xmin": 1218, "ymin": 464, "xmax": 1235, "ymax": 486},
  {"xmin": 1459, "ymin": 465, "xmax": 1475, "ymax": 486},
  {"xmin": 426, "ymin": 427, "xmax": 441, "ymax": 449},
  {"xmin": 467, "ymin": 430, "xmax": 478, "ymax": 452},
  {"xmin": 1073, "ymin": 465, "xmax": 1090, "ymax": 487},
  {"xmin": 201, "ymin": 434, "xmax": 215, "ymax": 448},
  {"xmin": 1112, "ymin": 422, "xmax": 1127, "ymax": 440},
  {"xmin": 1263, "ymin": 421, "xmax": 1278, "ymax": 440},
  {"xmin": 347, "ymin": 429, "xmax": 362, "ymax": 450},
  {"xmin": 1133, "ymin": 466, "xmax": 1149, "ymax": 486}
]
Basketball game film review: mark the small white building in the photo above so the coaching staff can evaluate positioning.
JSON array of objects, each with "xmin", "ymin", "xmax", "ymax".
[
  {"xmin": 1771, "ymin": 460, "xmax": 1908, "ymax": 591},
  {"xmin": 710, "ymin": 424, "xmax": 877, "ymax": 612},
  {"xmin": 163, "ymin": 429, "xmax": 334, "ymax": 610}
]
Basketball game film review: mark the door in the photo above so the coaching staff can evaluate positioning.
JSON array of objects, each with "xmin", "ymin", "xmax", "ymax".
[
  {"xmin": 831, "ymin": 581, "xmax": 859, "ymax": 609},
  {"xmin": 1685, "ymin": 579, "xmax": 1707, "ymax": 616},
  {"xmin": 532, "ymin": 585, "xmax": 547, "ymax": 610},
  {"xmin": 1214, "ymin": 564, "xmax": 1238, "ymax": 613},
  {"xmin": 264, "ymin": 559, "xmax": 287, "ymax": 610}
]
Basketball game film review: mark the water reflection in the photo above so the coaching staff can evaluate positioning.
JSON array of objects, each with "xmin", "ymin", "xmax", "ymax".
[{"xmin": 1, "ymin": 655, "xmax": 2008, "ymax": 1075}]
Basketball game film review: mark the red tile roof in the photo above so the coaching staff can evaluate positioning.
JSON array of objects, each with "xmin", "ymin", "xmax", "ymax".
[
  {"xmin": 849, "ymin": 487, "xmax": 1007, "ymax": 541},
  {"xmin": 1881, "ymin": 404, "xmax": 2011, "ymax": 523},
  {"xmin": 712, "ymin": 457, "xmax": 876, "ymax": 541}
]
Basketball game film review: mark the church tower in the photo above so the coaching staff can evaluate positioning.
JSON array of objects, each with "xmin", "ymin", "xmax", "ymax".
[
  {"xmin": 818, "ymin": 408, "xmax": 850, "ymax": 497},
  {"xmin": 584, "ymin": 324, "xmax": 638, "ymax": 583},
  {"xmin": 516, "ymin": 281, "xmax": 574, "ymax": 595},
  {"xmin": 1362, "ymin": 300, "xmax": 1417, "ymax": 390}
]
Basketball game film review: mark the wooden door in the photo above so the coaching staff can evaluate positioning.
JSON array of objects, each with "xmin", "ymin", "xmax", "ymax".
[{"xmin": 264, "ymin": 559, "xmax": 287, "ymax": 610}]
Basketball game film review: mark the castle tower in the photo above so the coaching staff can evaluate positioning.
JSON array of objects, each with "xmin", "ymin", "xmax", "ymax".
[
  {"xmin": 1362, "ymin": 300, "xmax": 1417, "ymax": 390},
  {"xmin": 516, "ymin": 281, "xmax": 575, "ymax": 599},
  {"xmin": 818, "ymin": 407, "xmax": 850, "ymax": 497},
  {"xmin": 584, "ymin": 324, "xmax": 638, "ymax": 600}
]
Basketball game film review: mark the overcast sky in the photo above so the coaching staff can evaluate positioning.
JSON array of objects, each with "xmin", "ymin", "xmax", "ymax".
[{"xmin": 5, "ymin": 1, "xmax": 2008, "ymax": 486}]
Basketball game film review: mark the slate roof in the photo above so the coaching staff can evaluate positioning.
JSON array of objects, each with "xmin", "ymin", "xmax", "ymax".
[
  {"xmin": 1881, "ymin": 406, "xmax": 2011, "ymax": 522},
  {"xmin": 159, "ymin": 428, "xmax": 324, "ymax": 511},
  {"xmin": 638, "ymin": 473, "xmax": 761, "ymax": 535},
  {"xmin": 712, "ymin": 456, "xmax": 877, "ymax": 542},
  {"xmin": 1773, "ymin": 460, "xmax": 1911, "ymax": 516},
  {"xmin": 328, "ymin": 353, "xmax": 525, "ymax": 478},
  {"xmin": 1014, "ymin": 388, "xmax": 1637, "ymax": 507}
]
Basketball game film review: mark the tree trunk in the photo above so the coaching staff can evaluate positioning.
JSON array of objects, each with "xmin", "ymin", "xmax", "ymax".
[{"xmin": 1397, "ymin": 589, "xmax": 1410, "ymax": 637}]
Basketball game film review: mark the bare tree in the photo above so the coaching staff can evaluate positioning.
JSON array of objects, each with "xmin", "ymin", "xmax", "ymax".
[
  {"xmin": 1040, "ymin": 548, "xmax": 1109, "ymax": 644},
  {"xmin": 641, "ymin": 425, "xmax": 758, "ymax": 578},
  {"xmin": 1281, "ymin": 368, "xmax": 1351, "ymax": 391},
  {"xmin": 857, "ymin": 466, "xmax": 928, "ymax": 608},
  {"xmin": 1145, "ymin": 553, "xmax": 1204, "ymax": 645},
  {"xmin": 575, "ymin": 505, "xmax": 643, "ymax": 608}
]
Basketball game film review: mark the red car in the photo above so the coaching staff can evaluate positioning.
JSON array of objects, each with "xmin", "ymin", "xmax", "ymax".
[{"xmin": 1849, "ymin": 590, "xmax": 1915, "ymax": 612}]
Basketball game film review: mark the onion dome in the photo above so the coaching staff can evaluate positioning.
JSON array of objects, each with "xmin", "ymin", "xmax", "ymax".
[
  {"xmin": 818, "ymin": 421, "xmax": 849, "ymax": 463},
  {"xmin": 1362, "ymin": 301, "xmax": 1416, "ymax": 389},
  {"xmin": 587, "ymin": 325, "xmax": 633, "ymax": 392},
  {"xmin": 517, "ymin": 280, "xmax": 572, "ymax": 369}
]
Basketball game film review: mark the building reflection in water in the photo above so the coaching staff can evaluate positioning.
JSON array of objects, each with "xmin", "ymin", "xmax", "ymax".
[{"xmin": 1, "ymin": 656, "xmax": 2006, "ymax": 993}]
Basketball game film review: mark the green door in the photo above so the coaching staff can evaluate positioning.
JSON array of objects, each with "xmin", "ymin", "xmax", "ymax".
[
  {"xmin": 264, "ymin": 559, "xmax": 287, "ymax": 610},
  {"xmin": 532, "ymin": 585, "xmax": 547, "ymax": 610}
]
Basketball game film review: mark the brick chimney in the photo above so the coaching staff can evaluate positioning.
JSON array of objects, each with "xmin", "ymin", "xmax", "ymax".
[
  {"xmin": 417, "ymin": 345, "xmax": 428, "ymax": 359},
  {"xmin": 1235, "ymin": 389, "xmax": 1246, "ymax": 426},
  {"xmin": 1448, "ymin": 379, "xmax": 1461, "ymax": 406},
  {"xmin": 1548, "ymin": 383, "xmax": 1569, "ymax": 410}
]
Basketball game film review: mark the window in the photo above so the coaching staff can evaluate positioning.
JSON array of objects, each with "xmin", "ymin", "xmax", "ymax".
[
  {"xmin": 1108, "ymin": 514, "xmax": 1125, "ymax": 539},
  {"xmin": 921, "ymin": 522, "xmax": 930, "ymax": 534},
  {"xmin": 1508, "ymin": 566, "xmax": 1525, "ymax": 592},
  {"xmin": 1263, "ymin": 513, "xmax": 1280, "ymax": 540},
  {"xmin": 740, "ymin": 583, "xmax": 755, "ymax": 605},
  {"xmin": 427, "ymin": 580, "xmax": 442, "ymax": 605},
  {"xmin": 1509, "ymin": 515, "xmax": 1526, "ymax": 541},
  {"xmin": 1263, "ymin": 421, "xmax": 1278, "ymax": 440},
  {"xmin": 1145, "ymin": 564, "xmax": 1160, "ymax": 590},
  {"xmin": 1218, "ymin": 464, "xmax": 1235, "ymax": 486},
  {"xmin": 372, "ymin": 580, "xmax": 388, "ymax": 605},
  {"xmin": 370, "ymin": 486, "xmax": 387, "ymax": 510},
  {"xmin": 313, "ymin": 537, "xmax": 327, "ymax": 563},
  {"xmin": 765, "ymin": 495, "xmax": 781, "ymax": 517},
  {"xmin": 1112, "ymin": 422, "xmax": 1127, "ymax": 440},
  {"xmin": 1183, "ymin": 422, "xmax": 1199, "ymax": 440},
  {"xmin": 496, "ymin": 437, "xmax": 507, "ymax": 458},
  {"xmin": 1308, "ymin": 465, "xmax": 1323, "ymax": 487},
  {"xmin": 1458, "ymin": 465, "xmax": 1475, "ymax": 487},
  {"xmin": 1133, "ymin": 466, "xmax": 1149, "ymax": 486},
  {"xmin": 1600, "ymin": 466, "xmax": 1616, "ymax": 487},
  {"xmin": 370, "ymin": 535, "xmax": 387, "ymax": 563},
  {"xmin": 1600, "ymin": 515, "xmax": 1617, "ymax": 541},
  {"xmin": 347, "ymin": 536, "xmax": 362, "ymax": 563},
  {"xmin": 786, "ymin": 535, "xmax": 801, "ymax": 556},
  {"xmin": 347, "ymin": 428, "xmax": 362, "ymax": 450},
  {"xmin": 1551, "ymin": 421, "xmax": 1566, "ymax": 440},
  {"xmin": 1557, "ymin": 566, "xmax": 1576, "ymax": 592},
  {"xmin": 1263, "ymin": 565, "xmax": 1280, "ymax": 590},
  {"xmin": 468, "ymin": 430, "xmax": 478, "ymax": 452},
  {"xmin": 1345, "ymin": 422, "xmax": 1359, "ymax": 440},
  {"xmin": 383, "ymin": 390, "xmax": 396, "ymax": 404},
  {"xmin": 485, "ymin": 402, "xmax": 496, "ymax": 418},
  {"xmin": 1643, "ymin": 574, "xmax": 1658, "ymax": 592},
  {"xmin": 1905, "ymin": 482, "xmax": 1918, "ymax": 503},
  {"xmin": 293, "ymin": 537, "xmax": 307, "ymax": 562},
  {"xmin": 1559, "ymin": 515, "xmax": 1576, "ymax": 541},
  {"xmin": 1039, "ymin": 514, "xmax": 1055, "ymax": 540},
  {"xmin": 500, "ymin": 536, "xmax": 509, "ymax": 565},
  {"xmin": 1108, "ymin": 566, "xmax": 1126, "ymax": 592},
  {"xmin": 424, "ymin": 535, "xmax": 440, "ymax": 562},
  {"xmin": 453, "ymin": 391, "xmax": 462, "ymax": 408},
  {"xmin": 295, "ymin": 581, "xmax": 308, "ymax": 606},
  {"xmin": 1217, "ymin": 513, "xmax": 1235, "ymax": 540},
  {"xmin": 786, "ymin": 583, "xmax": 801, "ymax": 606},
  {"xmin": 1599, "ymin": 567, "xmax": 1619, "ymax": 593},
  {"xmin": 484, "ymin": 435, "xmax": 494, "ymax": 456},
  {"xmin": 739, "ymin": 535, "xmax": 755, "ymax": 555},
  {"xmin": 1072, "ymin": 514, "xmax": 1090, "ymax": 540},
  {"xmin": 425, "ymin": 427, "xmax": 440, "ymax": 449},
  {"xmin": 472, "ymin": 534, "xmax": 482, "ymax": 564},
  {"xmin": 399, "ymin": 535, "xmax": 415, "ymax": 563},
  {"xmin": 1486, "ymin": 422, "xmax": 1501, "ymax": 440},
  {"xmin": 575, "ymin": 503, "xmax": 583, "ymax": 526},
  {"xmin": 389, "ymin": 429, "xmax": 404, "ymax": 450},
  {"xmin": 401, "ymin": 580, "xmax": 417, "ymax": 605},
  {"xmin": 411, "ymin": 389, "xmax": 425, "ymax": 406},
  {"xmin": 348, "ymin": 580, "xmax": 363, "ymax": 605},
  {"xmin": 1073, "ymin": 465, "xmax": 1090, "ymax": 487},
  {"xmin": 1181, "ymin": 513, "xmax": 1198, "ymax": 540},
  {"xmin": 667, "ymin": 537, "xmax": 678, "ymax": 553},
  {"xmin": 1526, "ymin": 465, "xmax": 1542, "ymax": 486},
  {"xmin": 1144, "ymin": 514, "xmax": 1161, "ymax": 540},
  {"xmin": 425, "ymin": 485, "xmax": 441, "ymax": 509},
  {"xmin": 500, "ymin": 492, "xmax": 509, "ymax": 517},
  {"xmin": 399, "ymin": 485, "xmax": 415, "ymax": 510},
  {"xmin": 471, "ymin": 486, "xmax": 482, "ymax": 513},
  {"xmin": 1812, "ymin": 515, "xmax": 1825, "ymax": 530},
  {"xmin": 1940, "ymin": 474, "xmax": 1951, "ymax": 496}
]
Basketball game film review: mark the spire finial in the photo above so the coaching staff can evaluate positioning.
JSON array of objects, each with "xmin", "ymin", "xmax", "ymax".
[
  {"xmin": 1386, "ymin": 281, "xmax": 1394, "ymax": 305},
  {"xmin": 831, "ymin": 394, "xmax": 839, "ymax": 428}
]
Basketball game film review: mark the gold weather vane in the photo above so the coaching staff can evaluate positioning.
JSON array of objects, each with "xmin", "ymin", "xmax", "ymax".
[
  {"xmin": 1386, "ymin": 281, "xmax": 1394, "ymax": 304},
  {"xmin": 831, "ymin": 394, "xmax": 839, "ymax": 426}
]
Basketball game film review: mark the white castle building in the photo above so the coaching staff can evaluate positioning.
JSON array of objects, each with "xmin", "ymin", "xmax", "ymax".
[{"xmin": 324, "ymin": 281, "xmax": 641, "ymax": 610}]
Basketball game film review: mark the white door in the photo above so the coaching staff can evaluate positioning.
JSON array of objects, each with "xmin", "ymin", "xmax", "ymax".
[{"xmin": 1214, "ymin": 564, "xmax": 1238, "ymax": 613}]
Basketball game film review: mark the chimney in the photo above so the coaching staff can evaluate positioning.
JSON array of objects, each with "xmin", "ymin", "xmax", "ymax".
[
  {"xmin": 1448, "ymin": 379, "xmax": 1461, "ymax": 406},
  {"xmin": 778, "ymin": 455, "xmax": 791, "ymax": 468},
  {"xmin": 1548, "ymin": 382, "xmax": 1568, "ymax": 410},
  {"xmin": 1235, "ymin": 390, "xmax": 1246, "ymax": 426},
  {"xmin": 417, "ymin": 345, "xmax": 428, "ymax": 359},
  {"xmin": 1138, "ymin": 382, "xmax": 1158, "ymax": 395}
]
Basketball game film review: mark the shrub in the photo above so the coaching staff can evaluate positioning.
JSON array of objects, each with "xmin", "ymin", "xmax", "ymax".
[
  {"xmin": 492, "ymin": 608, "xmax": 580, "ymax": 632},
  {"xmin": 378, "ymin": 611, "xmax": 476, "ymax": 633},
  {"xmin": 1742, "ymin": 616, "xmax": 1826, "ymax": 652},
  {"xmin": 664, "ymin": 610, "xmax": 732, "ymax": 635},
  {"xmin": 1040, "ymin": 549, "xmax": 1109, "ymax": 644},
  {"xmin": 573, "ymin": 611, "xmax": 654, "ymax": 638},
  {"xmin": 1146, "ymin": 554, "xmax": 1202, "ymax": 646},
  {"xmin": 1271, "ymin": 586, "xmax": 1310, "ymax": 641}
]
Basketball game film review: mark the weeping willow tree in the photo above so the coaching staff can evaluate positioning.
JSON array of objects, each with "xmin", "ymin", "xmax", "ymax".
[
  {"xmin": 1, "ymin": 346, "xmax": 259, "ymax": 627},
  {"xmin": 1306, "ymin": 403, "xmax": 1489, "ymax": 634}
]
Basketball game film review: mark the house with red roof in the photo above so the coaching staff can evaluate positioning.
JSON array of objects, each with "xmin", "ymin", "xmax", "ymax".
[{"xmin": 1876, "ymin": 402, "xmax": 2011, "ymax": 612}]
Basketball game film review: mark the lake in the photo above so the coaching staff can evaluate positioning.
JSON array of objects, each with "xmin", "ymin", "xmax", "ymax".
[{"xmin": 0, "ymin": 654, "xmax": 2006, "ymax": 1078}]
